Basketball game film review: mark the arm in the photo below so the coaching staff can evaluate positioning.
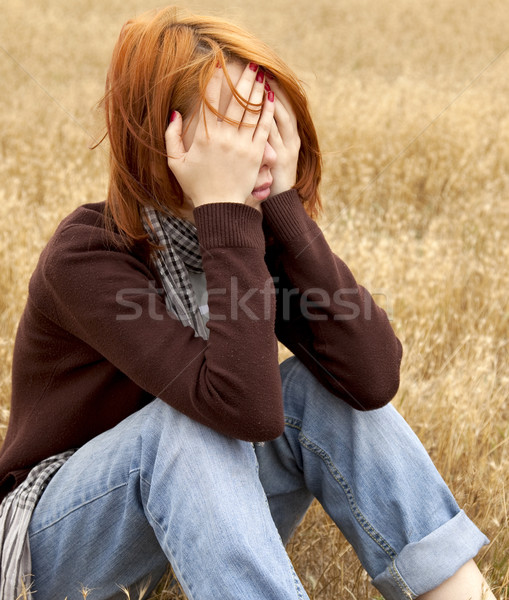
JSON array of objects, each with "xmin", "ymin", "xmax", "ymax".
[
  {"xmin": 263, "ymin": 190, "xmax": 402, "ymax": 410},
  {"xmin": 39, "ymin": 203, "xmax": 283, "ymax": 442},
  {"xmin": 264, "ymin": 83, "xmax": 401, "ymax": 409}
]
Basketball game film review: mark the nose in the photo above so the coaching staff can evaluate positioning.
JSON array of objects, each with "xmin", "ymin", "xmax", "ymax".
[{"xmin": 261, "ymin": 141, "xmax": 277, "ymax": 169}]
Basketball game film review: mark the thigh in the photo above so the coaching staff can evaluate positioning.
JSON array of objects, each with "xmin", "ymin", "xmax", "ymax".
[{"xmin": 28, "ymin": 402, "xmax": 168, "ymax": 600}]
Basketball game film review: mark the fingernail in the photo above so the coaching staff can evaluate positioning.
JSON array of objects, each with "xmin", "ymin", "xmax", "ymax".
[
  {"xmin": 249, "ymin": 62, "xmax": 258, "ymax": 72},
  {"xmin": 256, "ymin": 70, "xmax": 264, "ymax": 83},
  {"xmin": 265, "ymin": 71, "xmax": 274, "ymax": 80},
  {"xmin": 170, "ymin": 111, "xmax": 177, "ymax": 122},
  {"xmin": 264, "ymin": 81, "xmax": 271, "ymax": 92},
  {"xmin": 268, "ymin": 91, "xmax": 274, "ymax": 102}
]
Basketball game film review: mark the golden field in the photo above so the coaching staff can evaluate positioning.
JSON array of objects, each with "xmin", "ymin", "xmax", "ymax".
[{"xmin": 0, "ymin": 0, "xmax": 508, "ymax": 598}]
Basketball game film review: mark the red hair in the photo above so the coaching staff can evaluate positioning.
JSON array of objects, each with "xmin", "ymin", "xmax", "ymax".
[{"xmin": 98, "ymin": 6, "xmax": 322, "ymax": 246}]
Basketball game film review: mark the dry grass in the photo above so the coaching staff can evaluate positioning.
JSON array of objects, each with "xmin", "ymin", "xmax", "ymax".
[{"xmin": 1, "ymin": 0, "xmax": 508, "ymax": 598}]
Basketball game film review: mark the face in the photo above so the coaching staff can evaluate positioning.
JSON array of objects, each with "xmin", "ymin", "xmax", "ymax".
[{"xmin": 181, "ymin": 61, "xmax": 277, "ymax": 205}]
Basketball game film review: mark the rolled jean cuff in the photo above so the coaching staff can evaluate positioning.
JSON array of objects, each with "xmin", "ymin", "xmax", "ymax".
[{"xmin": 372, "ymin": 510, "xmax": 489, "ymax": 600}]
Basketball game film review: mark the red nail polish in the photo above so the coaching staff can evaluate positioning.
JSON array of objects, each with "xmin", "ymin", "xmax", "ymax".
[
  {"xmin": 170, "ymin": 111, "xmax": 177, "ymax": 122},
  {"xmin": 264, "ymin": 81, "xmax": 271, "ymax": 92},
  {"xmin": 249, "ymin": 62, "xmax": 258, "ymax": 72},
  {"xmin": 265, "ymin": 71, "xmax": 274, "ymax": 80},
  {"xmin": 256, "ymin": 70, "xmax": 264, "ymax": 83},
  {"xmin": 268, "ymin": 91, "xmax": 274, "ymax": 102}
]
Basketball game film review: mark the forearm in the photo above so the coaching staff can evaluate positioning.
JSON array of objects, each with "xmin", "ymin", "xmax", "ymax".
[{"xmin": 183, "ymin": 202, "xmax": 283, "ymax": 439}]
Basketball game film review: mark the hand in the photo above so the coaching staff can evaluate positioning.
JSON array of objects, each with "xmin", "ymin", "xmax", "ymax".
[
  {"xmin": 165, "ymin": 64, "xmax": 275, "ymax": 209},
  {"xmin": 267, "ymin": 81, "xmax": 301, "ymax": 197}
]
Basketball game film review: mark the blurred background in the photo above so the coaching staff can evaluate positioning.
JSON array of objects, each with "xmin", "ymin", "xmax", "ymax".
[{"xmin": 1, "ymin": 1, "xmax": 508, "ymax": 598}]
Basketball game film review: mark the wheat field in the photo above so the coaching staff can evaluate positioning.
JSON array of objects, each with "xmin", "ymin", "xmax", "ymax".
[{"xmin": 1, "ymin": 0, "xmax": 508, "ymax": 598}]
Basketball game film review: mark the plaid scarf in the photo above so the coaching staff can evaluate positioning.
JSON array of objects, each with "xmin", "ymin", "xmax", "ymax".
[
  {"xmin": 143, "ymin": 206, "xmax": 209, "ymax": 340},
  {"xmin": 0, "ymin": 450, "xmax": 75, "ymax": 599}
]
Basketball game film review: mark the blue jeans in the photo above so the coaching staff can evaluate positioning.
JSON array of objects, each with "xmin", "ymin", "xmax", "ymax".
[{"xmin": 28, "ymin": 357, "xmax": 488, "ymax": 600}]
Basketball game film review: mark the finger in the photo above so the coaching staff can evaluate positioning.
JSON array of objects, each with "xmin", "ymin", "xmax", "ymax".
[
  {"xmin": 273, "ymin": 95, "xmax": 297, "ymax": 143},
  {"xmin": 241, "ymin": 69, "xmax": 267, "ymax": 130},
  {"xmin": 225, "ymin": 62, "xmax": 259, "ymax": 125},
  {"xmin": 270, "ymin": 79, "xmax": 294, "ymax": 116},
  {"xmin": 165, "ymin": 111, "xmax": 186, "ymax": 165},
  {"xmin": 253, "ymin": 90, "xmax": 275, "ymax": 147},
  {"xmin": 269, "ymin": 80, "xmax": 298, "ymax": 138},
  {"xmin": 268, "ymin": 116, "xmax": 283, "ymax": 149}
]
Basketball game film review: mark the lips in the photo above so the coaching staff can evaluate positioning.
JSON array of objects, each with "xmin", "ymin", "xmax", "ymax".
[{"xmin": 251, "ymin": 180, "xmax": 273, "ymax": 201}]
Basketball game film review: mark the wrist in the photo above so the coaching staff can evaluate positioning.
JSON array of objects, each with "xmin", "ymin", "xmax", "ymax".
[
  {"xmin": 269, "ymin": 174, "xmax": 297, "ymax": 198},
  {"xmin": 262, "ymin": 189, "xmax": 314, "ymax": 241},
  {"xmin": 194, "ymin": 202, "xmax": 265, "ymax": 249},
  {"xmin": 268, "ymin": 183, "xmax": 294, "ymax": 199}
]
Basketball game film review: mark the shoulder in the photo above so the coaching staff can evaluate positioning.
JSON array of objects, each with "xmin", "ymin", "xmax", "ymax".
[
  {"xmin": 49, "ymin": 201, "xmax": 109, "ymax": 233},
  {"xmin": 53, "ymin": 202, "xmax": 119, "ymax": 247},
  {"xmin": 43, "ymin": 202, "xmax": 149, "ymax": 264},
  {"xmin": 30, "ymin": 202, "xmax": 154, "ymax": 306}
]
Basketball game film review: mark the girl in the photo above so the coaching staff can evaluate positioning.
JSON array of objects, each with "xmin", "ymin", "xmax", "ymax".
[{"xmin": 0, "ymin": 6, "xmax": 494, "ymax": 600}]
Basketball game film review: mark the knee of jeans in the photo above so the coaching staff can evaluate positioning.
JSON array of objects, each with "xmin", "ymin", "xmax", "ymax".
[
  {"xmin": 134, "ymin": 399, "xmax": 171, "ymax": 441},
  {"xmin": 135, "ymin": 399, "xmax": 260, "ymax": 478}
]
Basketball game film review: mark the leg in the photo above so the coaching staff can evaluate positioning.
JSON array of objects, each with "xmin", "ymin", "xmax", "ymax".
[
  {"xmin": 28, "ymin": 399, "xmax": 309, "ymax": 600},
  {"xmin": 256, "ymin": 356, "xmax": 489, "ymax": 600}
]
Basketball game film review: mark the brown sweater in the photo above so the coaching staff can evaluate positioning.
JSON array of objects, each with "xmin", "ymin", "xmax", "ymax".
[{"xmin": 0, "ymin": 190, "xmax": 402, "ymax": 501}]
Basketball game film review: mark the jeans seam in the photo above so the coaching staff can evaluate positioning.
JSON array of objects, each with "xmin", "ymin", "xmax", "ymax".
[
  {"xmin": 284, "ymin": 417, "xmax": 303, "ymax": 431},
  {"xmin": 138, "ymin": 471, "xmax": 168, "ymax": 541},
  {"xmin": 388, "ymin": 560, "xmax": 416, "ymax": 599},
  {"xmin": 287, "ymin": 418, "xmax": 398, "ymax": 561},
  {"xmin": 29, "ymin": 482, "xmax": 129, "ymax": 536},
  {"xmin": 291, "ymin": 562, "xmax": 305, "ymax": 600}
]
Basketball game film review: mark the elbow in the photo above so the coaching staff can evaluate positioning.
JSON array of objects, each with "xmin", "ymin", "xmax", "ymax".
[
  {"xmin": 339, "ymin": 372, "xmax": 400, "ymax": 411},
  {"xmin": 328, "ymin": 374, "xmax": 399, "ymax": 411},
  {"xmin": 248, "ymin": 420, "xmax": 285, "ymax": 442},
  {"xmin": 358, "ymin": 371, "xmax": 401, "ymax": 410},
  {"xmin": 353, "ymin": 338, "xmax": 403, "ymax": 410},
  {"xmin": 330, "ymin": 338, "xmax": 403, "ymax": 411},
  {"xmin": 202, "ymin": 385, "xmax": 286, "ymax": 442},
  {"xmin": 216, "ymin": 387, "xmax": 286, "ymax": 441},
  {"xmin": 227, "ymin": 410, "xmax": 285, "ymax": 442}
]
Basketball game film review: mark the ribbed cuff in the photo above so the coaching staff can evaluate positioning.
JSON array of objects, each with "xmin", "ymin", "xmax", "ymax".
[
  {"xmin": 193, "ymin": 202, "xmax": 265, "ymax": 249},
  {"xmin": 261, "ymin": 189, "xmax": 316, "ymax": 241}
]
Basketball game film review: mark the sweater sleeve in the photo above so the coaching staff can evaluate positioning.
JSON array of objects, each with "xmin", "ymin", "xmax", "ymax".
[
  {"xmin": 37, "ymin": 202, "xmax": 283, "ymax": 441},
  {"xmin": 262, "ymin": 189, "xmax": 403, "ymax": 410}
]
